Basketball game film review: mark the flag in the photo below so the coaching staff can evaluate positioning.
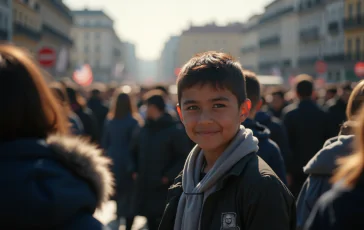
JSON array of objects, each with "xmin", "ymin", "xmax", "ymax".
[{"xmin": 73, "ymin": 64, "xmax": 93, "ymax": 86}]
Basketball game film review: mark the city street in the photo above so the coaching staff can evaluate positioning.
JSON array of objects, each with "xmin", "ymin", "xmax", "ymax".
[{"xmin": 94, "ymin": 201, "xmax": 146, "ymax": 230}]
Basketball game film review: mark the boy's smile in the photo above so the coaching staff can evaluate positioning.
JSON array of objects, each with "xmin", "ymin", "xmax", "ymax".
[{"xmin": 178, "ymin": 84, "xmax": 249, "ymax": 155}]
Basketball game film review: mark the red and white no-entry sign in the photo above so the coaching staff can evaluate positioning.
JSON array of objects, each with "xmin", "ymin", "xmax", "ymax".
[
  {"xmin": 355, "ymin": 62, "xmax": 364, "ymax": 78},
  {"xmin": 315, "ymin": 60, "xmax": 327, "ymax": 74},
  {"xmin": 37, "ymin": 47, "xmax": 56, "ymax": 68}
]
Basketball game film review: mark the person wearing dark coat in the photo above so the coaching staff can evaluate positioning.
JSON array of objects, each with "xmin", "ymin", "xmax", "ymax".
[
  {"xmin": 255, "ymin": 110, "xmax": 291, "ymax": 166},
  {"xmin": 296, "ymin": 129, "xmax": 354, "ymax": 229},
  {"xmin": 88, "ymin": 88, "xmax": 109, "ymax": 133},
  {"xmin": 67, "ymin": 86, "xmax": 100, "ymax": 143},
  {"xmin": 324, "ymin": 83, "xmax": 352, "ymax": 137},
  {"xmin": 243, "ymin": 71, "xmax": 287, "ymax": 184},
  {"xmin": 282, "ymin": 75, "xmax": 331, "ymax": 197},
  {"xmin": 130, "ymin": 94, "xmax": 190, "ymax": 230},
  {"xmin": 243, "ymin": 118, "xmax": 287, "ymax": 184},
  {"xmin": 0, "ymin": 44, "xmax": 113, "ymax": 230},
  {"xmin": 297, "ymin": 80, "xmax": 364, "ymax": 229},
  {"xmin": 304, "ymin": 106, "xmax": 364, "ymax": 230},
  {"xmin": 101, "ymin": 91, "xmax": 142, "ymax": 230}
]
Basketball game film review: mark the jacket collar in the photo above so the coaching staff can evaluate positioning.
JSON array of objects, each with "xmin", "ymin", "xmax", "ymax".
[{"xmin": 168, "ymin": 153, "xmax": 255, "ymax": 197}]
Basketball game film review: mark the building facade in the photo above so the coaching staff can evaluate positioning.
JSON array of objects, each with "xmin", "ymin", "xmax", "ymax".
[
  {"xmin": 120, "ymin": 41, "xmax": 138, "ymax": 82},
  {"xmin": 158, "ymin": 35, "xmax": 180, "ymax": 83},
  {"xmin": 258, "ymin": 0, "xmax": 298, "ymax": 77},
  {"xmin": 0, "ymin": 0, "xmax": 12, "ymax": 41},
  {"xmin": 240, "ymin": 15, "xmax": 260, "ymax": 72},
  {"xmin": 71, "ymin": 9, "xmax": 123, "ymax": 82},
  {"xmin": 344, "ymin": 0, "xmax": 364, "ymax": 80},
  {"xmin": 176, "ymin": 22, "xmax": 245, "ymax": 67},
  {"xmin": 12, "ymin": 0, "xmax": 73, "ymax": 77}
]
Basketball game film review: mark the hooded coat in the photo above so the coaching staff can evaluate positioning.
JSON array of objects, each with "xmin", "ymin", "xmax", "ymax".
[
  {"xmin": 0, "ymin": 135, "xmax": 114, "ymax": 230},
  {"xmin": 296, "ymin": 132, "xmax": 354, "ymax": 229}
]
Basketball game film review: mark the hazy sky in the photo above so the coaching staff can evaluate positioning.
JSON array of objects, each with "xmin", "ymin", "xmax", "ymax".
[{"xmin": 64, "ymin": 0, "xmax": 271, "ymax": 60}]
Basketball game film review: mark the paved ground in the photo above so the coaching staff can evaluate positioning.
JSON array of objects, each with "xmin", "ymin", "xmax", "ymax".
[{"xmin": 94, "ymin": 201, "xmax": 147, "ymax": 230}]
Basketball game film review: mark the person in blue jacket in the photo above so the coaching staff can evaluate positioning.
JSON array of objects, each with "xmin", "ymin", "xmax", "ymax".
[{"xmin": 242, "ymin": 70, "xmax": 287, "ymax": 184}]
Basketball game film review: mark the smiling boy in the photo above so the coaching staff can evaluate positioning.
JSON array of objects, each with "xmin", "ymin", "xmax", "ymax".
[{"xmin": 159, "ymin": 52, "xmax": 296, "ymax": 230}]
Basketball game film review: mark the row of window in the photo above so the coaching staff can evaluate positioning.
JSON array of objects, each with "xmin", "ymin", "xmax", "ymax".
[
  {"xmin": 347, "ymin": 37, "xmax": 363, "ymax": 60},
  {"xmin": 347, "ymin": 1, "xmax": 363, "ymax": 18},
  {"xmin": 83, "ymin": 45, "xmax": 101, "ymax": 53},
  {"xmin": 19, "ymin": 0, "xmax": 40, "ymax": 11},
  {"xmin": 0, "ymin": 12, "xmax": 8, "ymax": 30},
  {"xmin": 13, "ymin": 8, "xmax": 41, "ymax": 31}
]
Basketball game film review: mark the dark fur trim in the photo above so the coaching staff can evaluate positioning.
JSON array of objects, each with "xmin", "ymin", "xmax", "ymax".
[{"xmin": 46, "ymin": 135, "xmax": 114, "ymax": 208}]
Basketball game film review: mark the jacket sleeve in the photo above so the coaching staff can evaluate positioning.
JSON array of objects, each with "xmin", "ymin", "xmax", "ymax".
[
  {"xmin": 129, "ymin": 125, "xmax": 141, "ymax": 173},
  {"xmin": 282, "ymin": 111, "xmax": 295, "ymax": 174},
  {"xmin": 164, "ymin": 127, "xmax": 190, "ymax": 182},
  {"xmin": 243, "ymin": 175, "xmax": 296, "ymax": 230},
  {"xmin": 101, "ymin": 121, "xmax": 109, "ymax": 151},
  {"xmin": 296, "ymin": 175, "xmax": 332, "ymax": 230}
]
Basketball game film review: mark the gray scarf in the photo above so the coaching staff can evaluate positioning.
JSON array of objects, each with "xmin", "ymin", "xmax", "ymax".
[{"xmin": 174, "ymin": 126, "xmax": 259, "ymax": 230}]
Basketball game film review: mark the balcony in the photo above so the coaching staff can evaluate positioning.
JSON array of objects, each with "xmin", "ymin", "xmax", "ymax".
[
  {"xmin": 344, "ymin": 15, "xmax": 364, "ymax": 30},
  {"xmin": 323, "ymin": 53, "xmax": 345, "ymax": 62},
  {"xmin": 259, "ymin": 6, "xmax": 294, "ymax": 24},
  {"xmin": 258, "ymin": 60, "xmax": 280, "ymax": 70},
  {"xmin": 13, "ymin": 22, "xmax": 41, "ymax": 41},
  {"xmin": 328, "ymin": 21, "xmax": 340, "ymax": 35},
  {"xmin": 298, "ymin": 0, "xmax": 326, "ymax": 12},
  {"xmin": 240, "ymin": 46, "xmax": 257, "ymax": 54},
  {"xmin": 345, "ymin": 52, "xmax": 364, "ymax": 61},
  {"xmin": 42, "ymin": 24, "xmax": 73, "ymax": 45},
  {"xmin": 298, "ymin": 56, "xmax": 317, "ymax": 66},
  {"xmin": 259, "ymin": 36, "xmax": 280, "ymax": 48},
  {"xmin": 0, "ymin": 28, "xmax": 7, "ymax": 40},
  {"xmin": 299, "ymin": 27, "xmax": 320, "ymax": 42}
]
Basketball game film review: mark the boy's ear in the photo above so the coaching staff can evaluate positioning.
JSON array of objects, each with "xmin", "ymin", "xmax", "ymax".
[
  {"xmin": 176, "ymin": 104, "xmax": 184, "ymax": 122},
  {"xmin": 256, "ymin": 99, "xmax": 263, "ymax": 111},
  {"xmin": 240, "ymin": 99, "xmax": 251, "ymax": 122}
]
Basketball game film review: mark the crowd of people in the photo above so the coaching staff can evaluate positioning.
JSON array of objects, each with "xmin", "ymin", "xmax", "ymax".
[{"xmin": 1, "ymin": 44, "xmax": 364, "ymax": 230}]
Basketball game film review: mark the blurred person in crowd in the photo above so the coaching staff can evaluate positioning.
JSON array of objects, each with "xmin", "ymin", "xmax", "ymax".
[
  {"xmin": 102, "ymin": 89, "xmax": 143, "ymax": 230},
  {"xmin": 0, "ymin": 44, "xmax": 113, "ymax": 229},
  {"xmin": 130, "ymin": 92, "xmax": 190, "ymax": 230},
  {"xmin": 269, "ymin": 87, "xmax": 288, "ymax": 119},
  {"xmin": 105, "ymin": 82, "xmax": 118, "ymax": 106},
  {"xmin": 296, "ymin": 80, "xmax": 364, "ymax": 229},
  {"xmin": 66, "ymin": 86, "xmax": 100, "ymax": 143},
  {"xmin": 159, "ymin": 52, "xmax": 295, "ymax": 230},
  {"xmin": 305, "ymin": 105, "xmax": 364, "ymax": 230},
  {"xmin": 256, "ymin": 94, "xmax": 292, "ymax": 171},
  {"xmin": 155, "ymin": 85, "xmax": 178, "ymax": 115},
  {"xmin": 243, "ymin": 70, "xmax": 287, "ymax": 183},
  {"xmin": 325, "ymin": 82, "xmax": 353, "ymax": 137},
  {"xmin": 282, "ymin": 74, "xmax": 331, "ymax": 197},
  {"xmin": 325, "ymin": 84, "xmax": 338, "ymax": 102},
  {"xmin": 88, "ymin": 84, "xmax": 109, "ymax": 131},
  {"xmin": 139, "ymin": 89, "xmax": 178, "ymax": 120},
  {"xmin": 50, "ymin": 82, "xmax": 84, "ymax": 135}
]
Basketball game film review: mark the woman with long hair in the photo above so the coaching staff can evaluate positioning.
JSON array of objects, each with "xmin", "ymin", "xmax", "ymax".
[
  {"xmin": 305, "ymin": 105, "xmax": 364, "ymax": 229},
  {"xmin": 296, "ymin": 80, "xmax": 364, "ymax": 229},
  {"xmin": 102, "ymin": 89, "xmax": 143, "ymax": 230},
  {"xmin": 49, "ymin": 82, "xmax": 84, "ymax": 135},
  {"xmin": 66, "ymin": 85, "xmax": 100, "ymax": 143},
  {"xmin": 0, "ymin": 44, "xmax": 113, "ymax": 229}
]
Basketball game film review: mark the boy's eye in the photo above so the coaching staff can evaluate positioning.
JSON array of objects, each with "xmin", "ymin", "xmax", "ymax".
[
  {"xmin": 213, "ymin": 104, "xmax": 226, "ymax": 108},
  {"xmin": 186, "ymin": 105, "xmax": 199, "ymax": 110}
]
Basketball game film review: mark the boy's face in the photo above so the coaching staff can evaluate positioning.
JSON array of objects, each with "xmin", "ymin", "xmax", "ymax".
[{"xmin": 177, "ymin": 84, "xmax": 250, "ymax": 154}]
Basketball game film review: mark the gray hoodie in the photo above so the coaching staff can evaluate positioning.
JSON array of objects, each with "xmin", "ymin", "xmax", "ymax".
[{"xmin": 296, "ymin": 134, "xmax": 355, "ymax": 229}]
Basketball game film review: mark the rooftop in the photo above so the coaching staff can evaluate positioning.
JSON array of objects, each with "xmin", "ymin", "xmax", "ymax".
[{"xmin": 182, "ymin": 22, "xmax": 245, "ymax": 34}]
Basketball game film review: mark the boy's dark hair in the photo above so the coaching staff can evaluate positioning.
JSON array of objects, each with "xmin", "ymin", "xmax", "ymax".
[
  {"xmin": 177, "ymin": 51, "xmax": 247, "ymax": 106},
  {"xmin": 326, "ymin": 84, "xmax": 338, "ymax": 95},
  {"xmin": 271, "ymin": 88, "xmax": 285, "ymax": 99},
  {"xmin": 155, "ymin": 85, "xmax": 169, "ymax": 96},
  {"xmin": 341, "ymin": 82, "xmax": 353, "ymax": 92},
  {"xmin": 295, "ymin": 74, "xmax": 314, "ymax": 98},
  {"xmin": 144, "ymin": 90, "xmax": 166, "ymax": 112},
  {"xmin": 243, "ymin": 70, "xmax": 261, "ymax": 108}
]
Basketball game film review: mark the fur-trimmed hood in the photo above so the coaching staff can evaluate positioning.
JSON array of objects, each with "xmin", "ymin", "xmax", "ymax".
[
  {"xmin": 0, "ymin": 135, "xmax": 114, "ymax": 229},
  {"xmin": 46, "ymin": 135, "xmax": 114, "ymax": 207}
]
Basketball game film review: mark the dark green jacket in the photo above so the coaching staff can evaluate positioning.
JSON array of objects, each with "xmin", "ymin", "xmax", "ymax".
[{"xmin": 159, "ymin": 153, "xmax": 296, "ymax": 230}]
